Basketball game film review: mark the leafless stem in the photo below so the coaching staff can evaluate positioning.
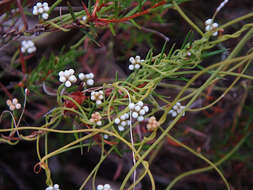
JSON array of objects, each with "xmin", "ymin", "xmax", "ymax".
[
  {"xmin": 42, "ymin": 82, "xmax": 57, "ymax": 96},
  {"xmin": 140, "ymin": 26, "xmax": 170, "ymax": 42},
  {"xmin": 16, "ymin": 0, "xmax": 28, "ymax": 30},
  {"xmin": 121, "ymin": 87, "xmax": 136, "ymax": 190}
]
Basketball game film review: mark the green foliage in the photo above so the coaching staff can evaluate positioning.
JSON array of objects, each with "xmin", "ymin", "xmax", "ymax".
[
  {"xmin": 27, "ymin": 48, "xmax": 83, "ymax": 93},
  {"xmin": 1, "ymin": 1, "xmax": 253, "ymax": 190}
]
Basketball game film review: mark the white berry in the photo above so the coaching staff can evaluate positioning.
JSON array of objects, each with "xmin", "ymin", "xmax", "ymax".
[
  {"xmin": 58, "ymin": 69, "xmax": 77, "ymax": 87},
  {"xmin": 90, "ymin": 90, "xmax": 104, "ymax": 105},
  {"xmin": 65, "ymin": 80, "xmax": 71, "ymax": 87},
  {"xmin": 128, "ymin": 55, "xmax": 144, "ymax": 71},
  {"xmin": 132, "ymin": 112, "xmax": 138, "ymax": 118},
  {"xmin": 114, "ymin": 118, "xmax": 120, "ymax": 124},
  {"xmin": 204, "ymin": 18, "xmax": 219, "ymax": 36},
  {"xmin": 118, "ymin": 126, "xmax": 124, "ymax": 131},
  {"xmin": 6, "ymin": 98, "xmax": 22, "ymax": 111},
  {"xmin": 33, "ymin": 2, "xmax": 50, "ymax": 20},
  {"xmin": 137, "ymin": 116, "xmax": 144, "ymax": 122},
  {"xmin": 45, "ymin": 183, "xmax": 60, "ymax": 190},
  {"xmin": 21, "ymin": 40, "xmax": 36, "ymax": 54},
  {"xmin": 129, "ymin": 103, "xmax": 135, "ymax": 110}
]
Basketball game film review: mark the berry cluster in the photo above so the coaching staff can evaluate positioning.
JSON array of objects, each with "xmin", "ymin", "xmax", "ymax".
[
  {"xmin": 58, "ymin": 69, "xmax": 77, "ymax": 87},
  {"xmin": 204, "ymin": 19, "xmax": 219, "ymax": 36},
  {"xmin": 128, "ymin": 56, "xmax": 144, "ymax": 71},
  {"xmin": 32, "ymin": 2, "xmax": 50, "ymax": 20},
  {"xmin": 169, "ymin": 102, "xmax": 185, "ymax": 117},
  {"xmin": 90, "ymin": 112, "xmax": 102, "ymax": 126},
  {"xmin": 97, "ymin": 184, "xmax": 112, "ymax": 190},
  {"xmin": 78, "ymin": 73, "xmax": 94, "ymax": 87},
  {"xmin": 91, "ymin": 90, "xmax": 104, "ymax": 105},
  {"xmin": 45, "ymin": 184, "xmax": 60, "ymax": 190},
  {"xmin": 114, "ymin": 113, "xmax": 130, "ymax": 131},
  {"xmin": 6, "ymin": 98, "xmax": 21, "ymax": 111},
  {"xmin": 129, "ymin": 101, "xmax": 149, "ymax": 122},
  {"xmin": 147, "ymin": 116, "xmax": 160, "ymax": 131},
  {"xmin": 21, "ymin": 40, "xmax": 36, "ymax": 54}
]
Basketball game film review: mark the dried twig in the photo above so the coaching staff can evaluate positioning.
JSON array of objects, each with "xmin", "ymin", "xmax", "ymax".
[{"xmin": 16, "ymin": 0, "xmax": 28, "ymax": 30}]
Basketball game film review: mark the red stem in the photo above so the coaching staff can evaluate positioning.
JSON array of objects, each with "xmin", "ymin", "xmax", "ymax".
[
  {"xmin": 96, "ymin": 1, "xmax": 166, "ymax": 23},
  {"xmin": 97, "ymin": 2, "xmax": 113, "ymax": 12},
  {"xmin": 81, "ymin": 1, "xmax": 90, "ymax": 17},
  {"xmin": 92, "ymin": 0, "xmax": 100, "ymax": 18}
]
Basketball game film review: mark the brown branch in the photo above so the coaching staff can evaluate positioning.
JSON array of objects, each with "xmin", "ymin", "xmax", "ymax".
[
  {"xmin": 16, "ymin": 0, "xmax": 28, "ymax": 30},
  {"xmin": 0, "ymin": 81, "xmax": 13, "ymax": 98}
]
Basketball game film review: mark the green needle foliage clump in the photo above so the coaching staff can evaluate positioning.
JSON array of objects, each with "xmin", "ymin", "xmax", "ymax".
[{"xmin": 0, "ymin": 1, "xmax": 253, "ymax": 190}]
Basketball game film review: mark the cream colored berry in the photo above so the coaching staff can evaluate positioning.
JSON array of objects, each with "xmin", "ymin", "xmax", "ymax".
[{"xmin": 147, "ymin": 116, "xmax": 160, "ymax": 131}]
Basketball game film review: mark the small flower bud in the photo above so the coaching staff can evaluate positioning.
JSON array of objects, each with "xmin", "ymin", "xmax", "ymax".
[
  {"xmin": 147, "ymin": 116, "xmax": 160, "ymax": 131},
  {"xmin": 143, "ymin": 106, "xmax": 149, "ymax": 112},
  {"xmin": 42, "ymin": 13, "xmax": 49, "ymax": 20},
  {"xmin": 65, "ymin": 80, "xmax": 71, "ymax": 87},
  {"xmin": 59, "ymin": 76, "xmax": 66, "ymax": 83},
  {"xmin": 96, "ymin": 100, "xmax": 102, "ymax": 105},
  {"xmin": 114, "ymin": 118, "xmax": 120, "ymax": 124},
  {"xmin": 128, "ymin": 56, "xmax": 144, "ymax": 71},
  {"xmin": 137, "ymin": 116, "xmax": 144, "ymax": 122},
  {"xmin": 134, "ymin": 105, "xmax": 141, "ymax": 112},
  {"xmin": 97, "ymin": 185, "xmax": 104, "ymax": 190},
  {"xmin": 118, "ymin": 126, "xmax": 124, "ymax": 131},
  {"xmin": 205, "ymin": 18, "xmax": 213, "ymax": 25},
  {"xmin": 139, "ymin": 109, "xmax": 145, "ymax": 115},
  {"xmin": 15, "ymin": 103, "xmax": 21, "ymax": 109},
  {"xmin": 129, "ymin": 65, "xmax": 134, "ymax": 70},
  {"xmin": 132, "ymin": 112, "xmax": 138, "ymax": 118},
  {"xmin": 128, "ymin": 103, "xmax": 135, "ymax": 110},
  {"xmin": 69, "ymin": 75, "xmax": 77, "ymax": 83}
]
